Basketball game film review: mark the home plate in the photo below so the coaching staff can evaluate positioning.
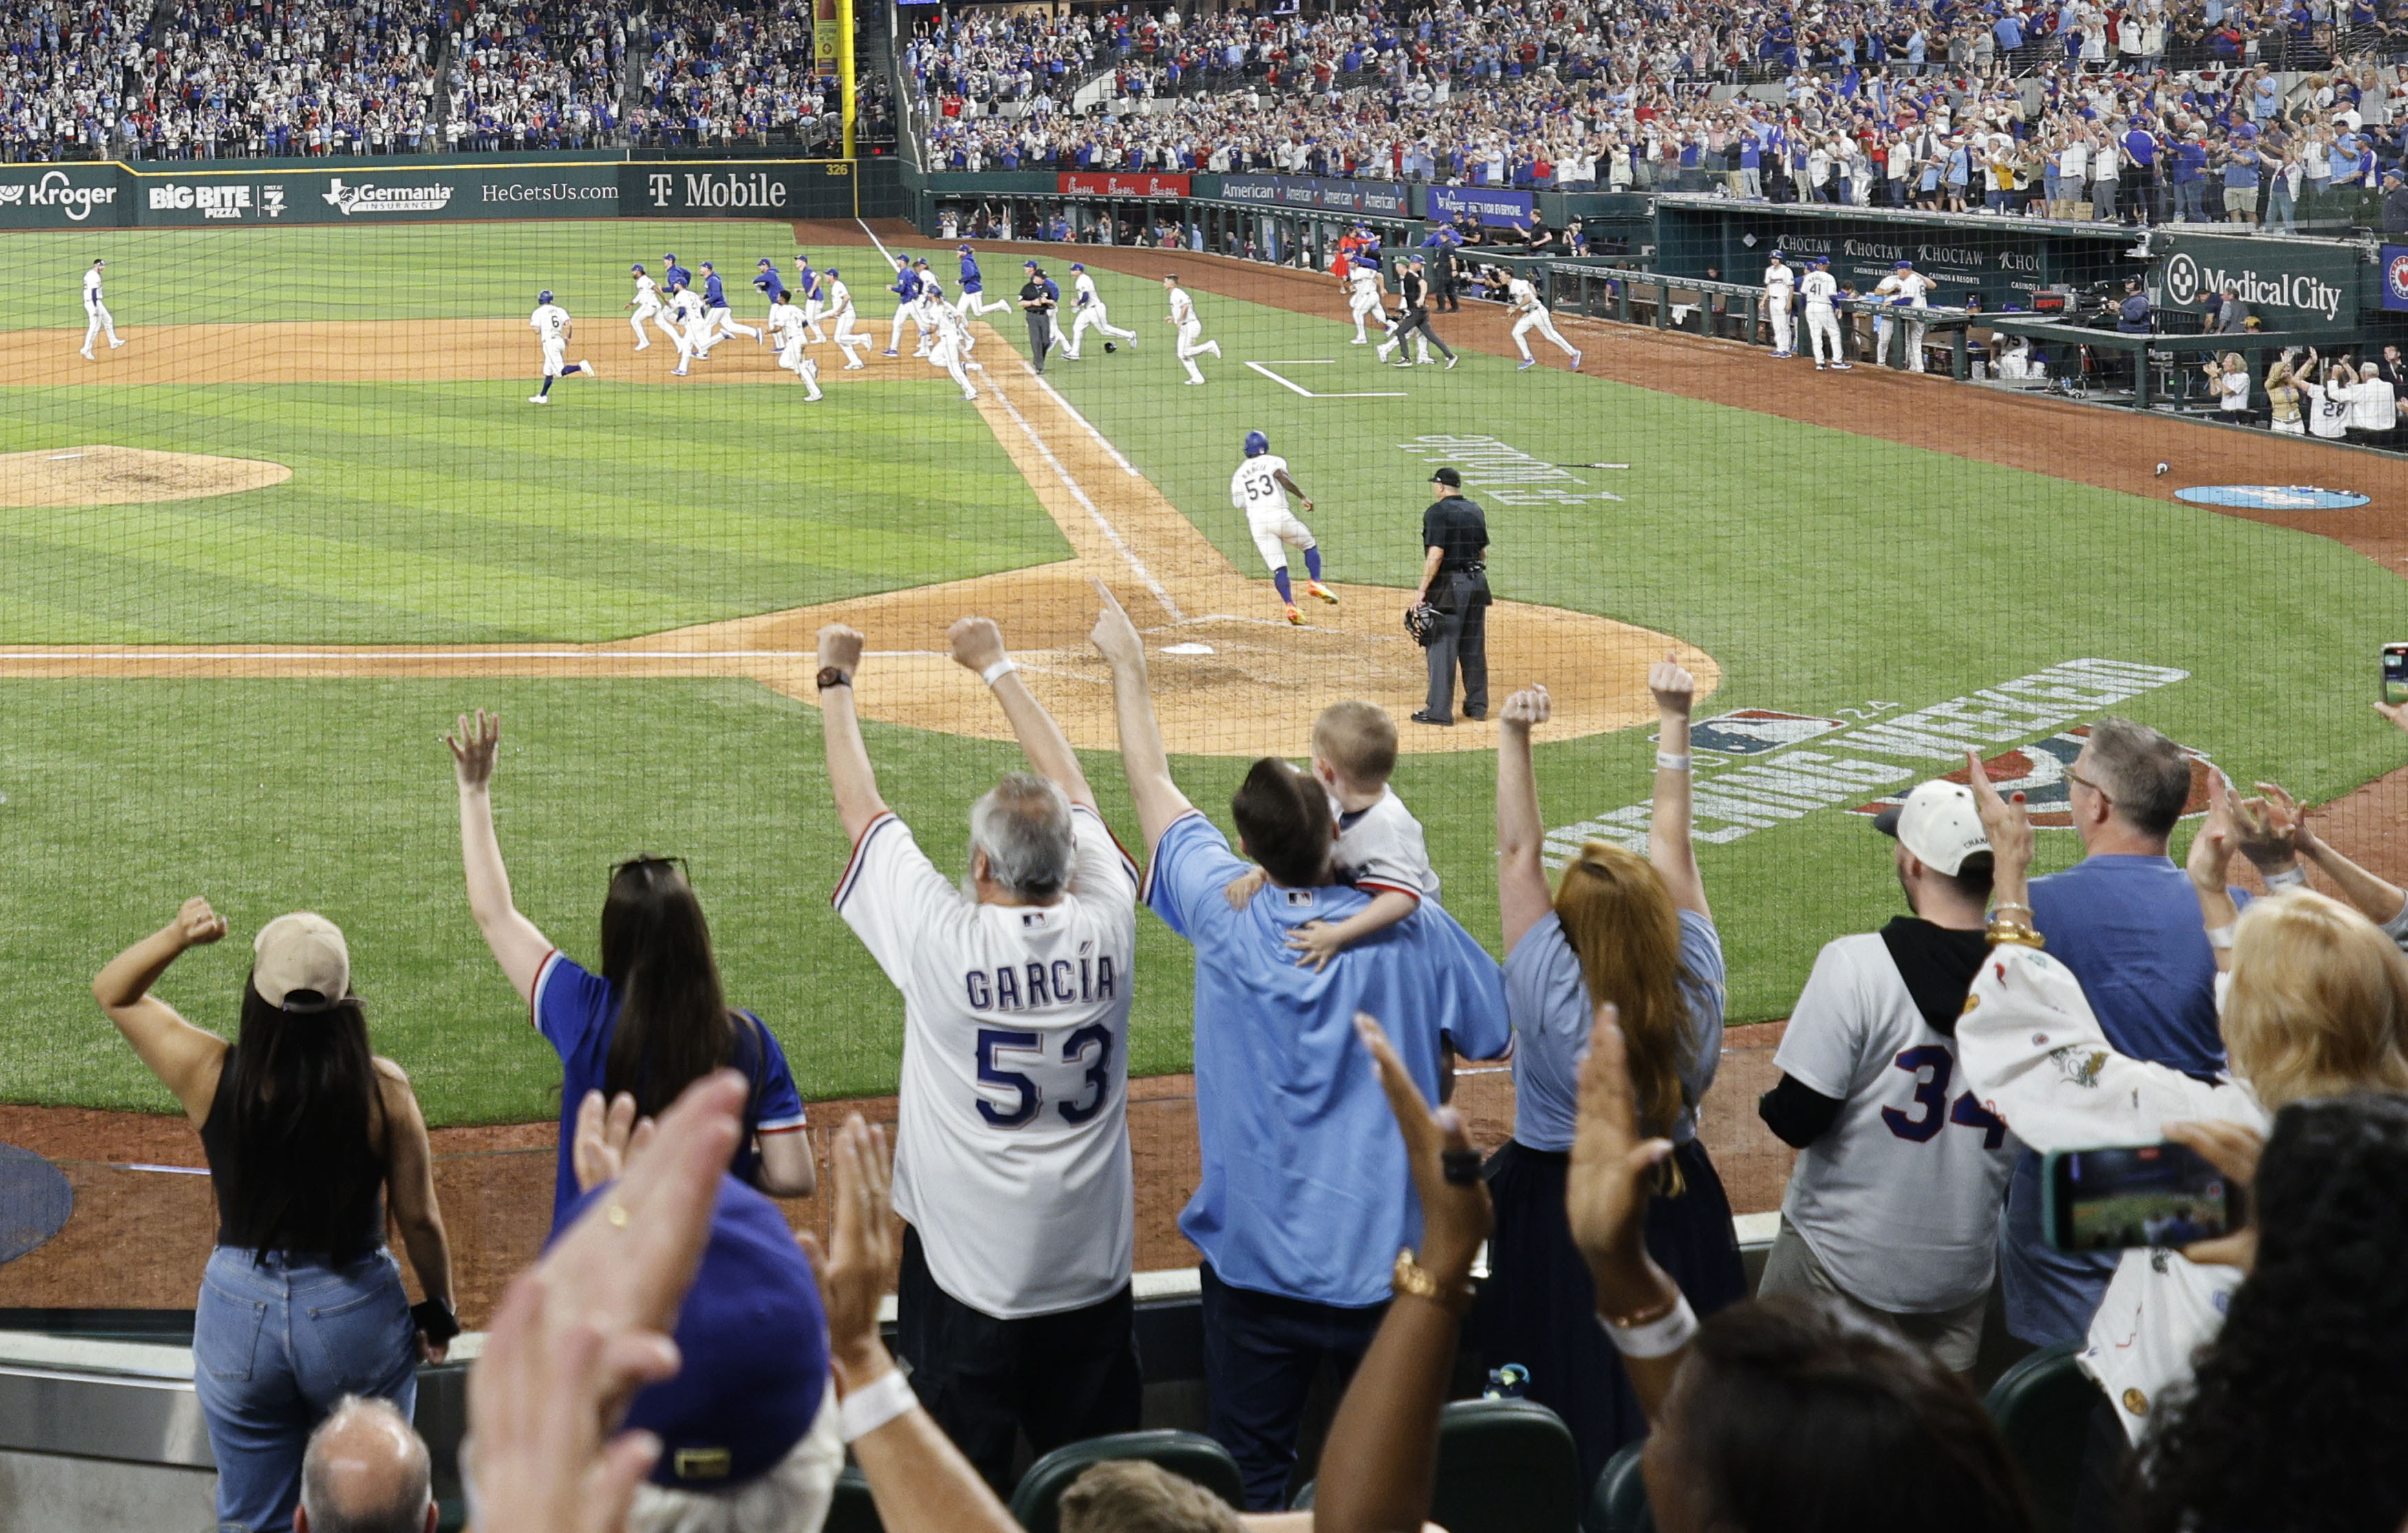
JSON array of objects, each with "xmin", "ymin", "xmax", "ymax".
[{"xmin": 1160, "ymin": 643, "xmax": 1216, "ymax": 656}]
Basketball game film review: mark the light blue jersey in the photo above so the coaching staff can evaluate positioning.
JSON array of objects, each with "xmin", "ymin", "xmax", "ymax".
[{"xmin": 1146, "ymin": 811, "xmax": 1508, "ymax": 1307}]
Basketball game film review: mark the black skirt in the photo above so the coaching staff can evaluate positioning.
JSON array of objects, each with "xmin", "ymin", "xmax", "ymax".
[{"xmin": 1473, "ymin": 1137, "xmax": 1747, "ymax": 1486}]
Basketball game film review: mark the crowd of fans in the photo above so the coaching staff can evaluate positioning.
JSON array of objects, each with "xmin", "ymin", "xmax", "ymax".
[
  {"xmin": 88, "ymin": 567, "xmax": 2408, "ymax": 1532},
  {"xmin": 444, "ymin": 0, "xmax": 623, "ymax": 151},
  {"xmin": 909, "ymin": 0, "xmax": 2407, "ymax": 231}
]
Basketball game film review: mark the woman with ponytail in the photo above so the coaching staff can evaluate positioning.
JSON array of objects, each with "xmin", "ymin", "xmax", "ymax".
[{"xmin": 1484, "ymin": 653, "xmax": 1745, "ymax": 1481}]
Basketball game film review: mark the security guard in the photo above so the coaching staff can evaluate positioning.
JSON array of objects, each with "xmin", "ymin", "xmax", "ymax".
[{"xmin": 1413, "ymin": 467, "xmax": 1490, "ymax": 726}]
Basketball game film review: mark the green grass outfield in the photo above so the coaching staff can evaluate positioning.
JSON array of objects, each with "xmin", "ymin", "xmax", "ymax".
[{"xmin": 3, "ymin": 222, "xmax": 2404, "ymax": 1121}]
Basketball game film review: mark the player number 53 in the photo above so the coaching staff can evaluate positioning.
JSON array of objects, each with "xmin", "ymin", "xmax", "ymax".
[{"xmin": 974, "ymin": 1024, "xmax": 1115, "ymax": 1128}]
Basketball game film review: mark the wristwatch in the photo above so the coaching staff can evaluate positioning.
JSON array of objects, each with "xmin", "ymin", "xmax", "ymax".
[
  {"xmin": 1392, "ymin": 1247, "xmax": 1475, "ymax": 1316},
  {"xmin": 816, "ymin": 667, "xmax": 852, "ymax": 692}
]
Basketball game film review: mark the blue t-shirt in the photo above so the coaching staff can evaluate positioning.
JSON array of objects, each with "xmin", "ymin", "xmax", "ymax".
[
  {"xmin": 1505, "ymin": 908, "xmax": 1726, "ymax": 1153},
  {"xmin": 1145, "ymin": 811, "xmax": 1509, "ymax": 1307},
  {"xmin": 2027, "ymin": 854, "xmax": 2237, "ymax": 1078},
  {"xmin": 533, "ymin": 950, "xmax": 807, "ymax": 1228}
]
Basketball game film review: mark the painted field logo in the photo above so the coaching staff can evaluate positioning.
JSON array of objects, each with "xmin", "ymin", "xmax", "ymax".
[
  {"xmin": 2174, "ymin": 485, "xmax": 2371, "ymax": 511},
  {"xmin": 1687, "ymin": 710, "xmax": 1845, "ymax": 756},
  {"xmin": 1849, "ymin": 725, "xmax": 2217, "ymax": 828},
  {"xmin": 322, "ymin": 178, "xmax": 453, "ymax": 215}
]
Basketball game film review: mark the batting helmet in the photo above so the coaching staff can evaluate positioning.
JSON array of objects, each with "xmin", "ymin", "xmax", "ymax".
[
  {"xmin": 537, "ymin": 289, "xmax": 554, "ymax": 305},
  {"xmin": 760, "ymin": 257, "xmax": 775, "ymax": 268},
  {"xmin": 630, "ymin": 263, "xmax": 645, "ymax": 273},
  {"xmin": 1243, "ymin": 430, "xmax": 1269, "ymax": 458}
]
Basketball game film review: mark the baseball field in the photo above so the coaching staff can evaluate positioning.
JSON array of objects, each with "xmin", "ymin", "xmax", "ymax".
[{"xmin": 3, "ymin": 213, "xmax": 2405, "ymax": 1142}]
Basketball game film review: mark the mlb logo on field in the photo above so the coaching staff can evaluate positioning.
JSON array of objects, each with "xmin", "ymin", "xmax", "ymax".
[
  {"xmin": 1682, "ymin": 709, "xmax": 1846, "ymax": 756},
  {"xmin": 1849, "ymin": 725, "xmax": 2218, "ymax": 828}
]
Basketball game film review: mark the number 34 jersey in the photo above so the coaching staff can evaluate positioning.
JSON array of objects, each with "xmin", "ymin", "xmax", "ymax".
[
  {"xmin": 835, "ymin": 804, "xmax": 1138, "ymax": 1318},
  {"xmin": 1773, "ymin": 927, "xmax": 2018, "ymax": 1314}
]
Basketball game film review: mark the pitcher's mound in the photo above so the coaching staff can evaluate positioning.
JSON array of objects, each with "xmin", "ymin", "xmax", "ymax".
[{"xmin": 0, "ymin": 446, "xmax": 292, "ymax": 508}]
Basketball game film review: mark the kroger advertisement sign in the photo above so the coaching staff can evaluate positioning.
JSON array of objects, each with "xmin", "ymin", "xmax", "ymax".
[{"xmin": 0, "ymin": 165, "xmax": 121, "ymax": 227}]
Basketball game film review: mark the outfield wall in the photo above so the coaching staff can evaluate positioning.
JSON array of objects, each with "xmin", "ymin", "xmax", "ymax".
[{"xmin": 0, "ymin": 155, "xmax": 905, "ymax": 229}]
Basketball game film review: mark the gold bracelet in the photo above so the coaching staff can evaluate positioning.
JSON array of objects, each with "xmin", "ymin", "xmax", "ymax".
[
  {"xmin": 1392, "ymin": 1248, "xmax": 1475, "ymax": 1316},
  {"xmin": 1992, "ymin": 901, "xmax": 2034, "ymax": 919},
  {"xmin": 1986, "ymin": 921, "xmax": 2046, "ymax": 950}
]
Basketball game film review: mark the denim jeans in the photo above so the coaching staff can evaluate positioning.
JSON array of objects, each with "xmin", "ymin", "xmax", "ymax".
[{"xmin": 194, "ymin": 1246, "xmax": 419, "ymax": 1533}]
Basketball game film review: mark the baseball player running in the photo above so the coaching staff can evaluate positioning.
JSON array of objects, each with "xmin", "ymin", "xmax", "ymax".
[
  {"xmin": 626, "ymin": 263, "xmax": 663, "ymax": 350},
  {"xmin": 954, "ymin": 245, "xmax": 1013, "ymax": 318},
  {"xmin": 823, "ymin": 269, "xmax": 870, "ymax": 368},
  {"xmin": 80, "ymin": 259, "xmax": 123, "ymax": 358},
  {"xmin": 1762, "ymin": 249, "xmax": 1796, "ymax": 358},
  {"xmin": 910, "ymin": 259, "xmax": 945, "ymax": 356},
  {"xmin": 795, "ymin": 255, "xmax": 828, "ymax": 341},
  {"xmin": 1232, "ymin": 430, "xmax": 1337, "ymax": 625},
  {"xmin": 663, "ymin": 280, "xmax": 707, "ymax": 375},
  {"xmin": 526, "ymin": 289, "xmax": 596, "ymax": 403},
  {"xmin": 753, "ymin": 257, "xmax": 789, "ymax": 343},
  {"xmin": 818, "ymin": 614, "xmax": 1143, "ymax": 1493},
  {"xmin": 766, "ymin": 290, "xmax": 823, "ymax": 400},
  {"xmin": 1801, "ymin": 257, "xmax": 1849, "ymax": 370},
  {"xmin": 928, "ymin": 299, "xmax": 980, "ymax": 401},
  {"xmin": 1505, "ymin": 272, "xmax": 1582, "ymax": 372},
  {"xmin": 1344, "ymin": 256, "xmax": 1391, "ymax": 345},
  {"xmin": 1162, "ymin": 273, "xmax": 1221, "ymax": 385},
  {"xmin": 1872, "ymin": 259, "xmax": 1931, "ymax": 372},
  {"xmin": 883, "ymin": 257, "xmax": 923, "ymax": 357},
  {"xmin": 1058, "ymin": 263, "xmax": 1137, "ymax": 360},
  {"xmin": 694, "ymin": 261, "xmax": 760, "ymax": 354}
]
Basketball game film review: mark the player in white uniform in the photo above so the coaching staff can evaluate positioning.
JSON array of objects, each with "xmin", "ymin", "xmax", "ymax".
[
  {"xmin": 1230, "ymin": 430, "xmax": 1335, "ymax": 624},
  {"xmin": 818, "ymin": 615, "xmax": 1141, "ymax": 1493},
  {"xmin": 1162, "ymin": 273, "xmax": 1221, "ymax": 385},
  {"xmin": 1872, "ymin": 259, "xmax": 1933, "ymax": 372},
  {"xmin": 1344, "ymin": 257, "xmax": 1390, "ymax": 345},
  {"xmin": 1800, "ymin": 257, "xmax": 1849, "ymax": 370},
  {"xmin": 927, "ymin": 298, "xmax": 979, "ymax": 401},
  {"xmin": 1754, "ymin": 779, "xmax": 2017, "ymax": 1373},
  {"xmin": 625, "ymin": 263, "xmax": 662, "ymax": 350},
  {"xmin": 766, "ymin": 294, "xmax": 822, "ymax": 401},
  {"xmin": 1762, "ymin": 250, "xmax": 1796, "ymax": 358},
  {"xmin": 824, "ymin": 269, "xmax": 870, "ymax": 368},
  {"xmin": 525, "ymin": 290, "xmax": 596, "ymax": 403},
  {"xmin": 80, "ymin": 259, "xmax": 123, "ymax": 358},
  {"xmin": 663, "ymin": 281, "xmax": 707, "ymax": 376},
  {"xmin": 1057, "ymin": 263, "xmax": 1137, "ymax": 360},
  {"xmin": 796, "ymin": 257, "xmax": 828, "ymax": 342},
  {"xmin": 1505, "ymin": 274, "xmax": 1582, "ymax": 371}
]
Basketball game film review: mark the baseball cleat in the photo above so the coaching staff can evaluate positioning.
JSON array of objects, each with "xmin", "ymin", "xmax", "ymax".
[
  {"xmin": 1284, "ymin": 605, "xmax": 1304, "ymax": 625},
  {"xmin": 1814, "ymin": 362, "xmax": 1828, "ymax": 370},
  {"xmin": 634, "ymin": 341, "xmax": 649, "ymax": 350},
  {"xmin": 109, "ymin": 339, "xmax": 125, "ymax": 349},
  {"xmin": 1517, "ymin": 358, "xmax": 1536, "ymax": 370},
  {"xmin": 1831, "ymin": 362, "xmax": 1853, "ymax": 369},
  {"xmin": 579, "ymin": 361, "xmax": 596, "ymax": 378},
  {"xmin": 881, "ymin": 348, "xmax": 899, "ymax": 357},
  {"xmin": 1183, "ymin": 378, "xmax": 1207, "ymax": 385},
  {"xmin": 1351, "ymin": 337, "xmax": 1368, "ymax": 345},
  {"xmin": 1307, "ymin": 581, "xmax": 1339, "ymax": 604},
  {"xmin": 79, "ymin": 351, "xmax": 93, "ymax": 360},
  {"xmin": 672, "ymin": 366, "xmax": 689, "ymax": 376},
  {"xmin": 960, "ymin": 389, "xmax": 979, "ymax": 400},
  {"xmin": 1445, "ymin": 354, "xmax": 1459, "ymax": 369},
  {"xmin": 528, "ymin": 395, "xmax": 549, "ymax": 404},
  {"xmin": 844, "ymin": 361, "xmax": 865, "ymax": 369},
  {"xmin": 1570, "ymin": 352, "xmax": 1583, "ymax": 372},
  {"xmin": 1205, "ymin": 341, "xmax": 1222, "ymax": 357}
]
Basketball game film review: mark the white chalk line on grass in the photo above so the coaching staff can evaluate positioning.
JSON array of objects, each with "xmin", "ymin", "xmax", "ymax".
[
  {"xmin": 0, "ymin": 648, "xmax": 941, "ymax": 662},
  {"xmin": 993, "ymin": 371, "xmax": 1185, "ymax": 623},
  {"xmin": 1022, "ymin": 371, "xmax": 1144, "ymax": 479}
]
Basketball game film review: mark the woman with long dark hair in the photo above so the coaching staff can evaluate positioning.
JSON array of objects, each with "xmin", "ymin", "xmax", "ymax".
[
  {"xmin": 94, "ymin": 900, "xmax": 455, "ymax": 1533},
  {"xmin": 446, "ymin": 709, "xmax": 815, "ymax": 1223},
  {"xmin": 1485, "ymin": 656, "xmax": 1746, "ymax": 1483}
]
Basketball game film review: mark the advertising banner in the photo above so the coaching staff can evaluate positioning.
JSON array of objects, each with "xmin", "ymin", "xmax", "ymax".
[
  {"xmin": 1213, "ymin": 174, "xmax": 1283, "ymax": 205},
  {"xmin": 2153, "ymin": 233, "xmax": 2362, "ymax": 327},
  {"xmin": 1196, "ymin": 173, "xmax": 1408, "ymax": 215},
  {"xmin": 1427, "ymin": 184, "xmax": 1534, "ymax": 226},
  {"xmin": 1314, "ymin": 179, "xmax": 1407, "ymax": 215},
  {"xmin": 2381, "ymin": 244, "xmax": 2408, "ymax": 314},
  {"xmin": 135, "ymin": 162, "xmax": 624, "ymax": 225},
  {"xmin": 620, "ymin": 160, "xmax": 857, "ymax": 220},
  {"xmin": 0, "ymin": 164, "xmax": 126, "ymax": 228},
  {"xmin": 1057, "ymin": 171, "xmax": 1191, "ymax": 198}
]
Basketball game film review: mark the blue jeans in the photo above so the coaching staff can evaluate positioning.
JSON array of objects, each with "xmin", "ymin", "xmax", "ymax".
[
  {"xmin": 1997, "ymin": 1153, "xmax": 2118, "ymax": 1346},
  {"xmin": 194, "ymin": 1247, "xmax": 419, "ymax": 1533}
]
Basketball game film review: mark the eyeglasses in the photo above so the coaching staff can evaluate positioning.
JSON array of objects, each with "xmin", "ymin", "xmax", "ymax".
[{"xmin": 2064, "ymin": 768, "xmax": 2111, "ymax": 805}]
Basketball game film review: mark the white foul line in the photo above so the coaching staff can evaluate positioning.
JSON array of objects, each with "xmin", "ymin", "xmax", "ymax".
[
  {"xmin": 1244, "ymin": 361, "xmax": 1406, "ymax": 399},
  {"xmin": 989, "ymin": 380, "xmax": 1185, "ymax": 623},
  {"xmin": 1024, "ymin": 369, "xmax": 1143, "ymax": 478},
  {"xmin": 0, "ymin": 649, "xmax": 942, "ymax": 662}
]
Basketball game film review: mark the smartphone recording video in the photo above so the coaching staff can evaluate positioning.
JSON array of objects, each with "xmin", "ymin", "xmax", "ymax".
[
  {"xmin": 2043, "ymin": 1143, "xmax": 2239, "ymax": 1254},
  {"xmin": 2383, "ymin": 643, "xmax": 2408, "ymax": 707}
]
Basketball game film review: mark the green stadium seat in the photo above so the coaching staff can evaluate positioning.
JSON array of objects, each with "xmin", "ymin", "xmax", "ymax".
[
  {"xmin": 1583, "ymin": 1440, "xmax": 1654, "ymax": 1533},
  {"xmin": 1009, "ymin": 1430, "xmax": 1245, "ymax": 1533},
  {"xmin": 1981, "ymin": 1341, "xmax": 2103, "ymax": 1533},
  {"xmin": 823, "ymin": 1465, "xmax": 883, "ymax": 1533},
  {"xmin": 1430, "ymin": 1399, "xmax": 1584, "ymax": 1533}
]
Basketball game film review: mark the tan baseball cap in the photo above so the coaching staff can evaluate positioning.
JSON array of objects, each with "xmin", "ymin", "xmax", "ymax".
[
  {"xmin": 1873, "ymin": 780, "xmax": 1994, "ymax": 877},
  {"xmin": 252, "ymin": 912, "xmax": 350, "ymax": 1012}
]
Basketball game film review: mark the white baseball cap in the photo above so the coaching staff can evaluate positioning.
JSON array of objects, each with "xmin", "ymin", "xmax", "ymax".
[
  {"xmin": 1872, "ymin": 780, "xmax": 1992, "ymax": 877},
  {"xmin": 252, "ymin": 912, "xmax": 350, "ymax": 1012}
]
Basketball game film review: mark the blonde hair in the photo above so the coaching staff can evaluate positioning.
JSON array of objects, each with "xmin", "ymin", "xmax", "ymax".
[
  {"xmin": 2224, "ymin": 890, "xmax": 2408, "ymax": 1109},
  {"xmin": 1058, "ymin": 1461, "xmax": 1241, "ymax": 1533},
  {"xmin": 1556, "ymin": 841, "xmax": 1694, "ymax": 1189},
  {"xmin": 1311, "ymin": 700, "xmax": 1398, "ymax": 791}
]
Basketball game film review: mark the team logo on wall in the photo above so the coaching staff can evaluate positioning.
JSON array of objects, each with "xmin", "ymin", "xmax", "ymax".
[
  {"xmin": 2389, "ymin": 250, "xmax": 2408, "ymax": 307},
  {"xmin": 1683, "ymin": 710, "xmax": 1845, "ymax": 756},
  {"xmin": 2174, "ymin": 485, "xmax": 2371, "ymax": 511},
  {"xmin": 1849, "ymin": 725, "xmax": 2217, "ymax": 828}
]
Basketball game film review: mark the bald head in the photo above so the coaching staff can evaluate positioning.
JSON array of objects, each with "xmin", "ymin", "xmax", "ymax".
[{"xmin": 296, "ymin": 1397, "xmax": 434, "ymax": 1533}]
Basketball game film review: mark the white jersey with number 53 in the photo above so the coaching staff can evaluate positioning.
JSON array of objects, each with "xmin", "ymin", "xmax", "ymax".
[
  {"xmin": 833, "ymin": 805, "xmax": 1137, "ymax": 1319},
  {"xmin": 1231, "ymin": 453, "xmax": 1293, "ymax": 517}
]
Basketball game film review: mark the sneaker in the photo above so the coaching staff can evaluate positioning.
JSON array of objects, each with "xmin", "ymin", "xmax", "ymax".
[
  {"xmin": 1831, "ymin": 361, "xmax": 1853, "ymax": 370},
  {"xmin": 1351, "ymin": 336, "xmax": 1368, "ymax": 345},
  {"xmin": 108, "ymin": 339, "xmax": 125, "ymax": 349},
  {"xmin": 528, "ymin": 395, "xmax": 550, "ymax": 403},
  {"xmin": 579, "ymin": 360, "xmax": 596, "ymax": 378},
  {"xmin": 1307, "ymin": 581, "xmax": 1339, "ymax": 604},
  {"xmin": 1445, "ymin": 354, "xmax": 1458, "ymax": 369},
  {"xmin": 1284, "ymin": 604, "xmax": 1304, "ymax": 625},
  {"xmin": 881, "ymin": 348, "xmax": 899, "ymax": 357},
  {"xmin": 1814, "ymin": 362, "xmax": 1827, "ymax": 371},
  {"xmin": 1517, "ymin": 358, "xmax": 1536, "ymax": 370},
  {"xmin": 1409, "ymin": 709, "xmax": 1454, "ymax": 727},
  {"xmin": 1416, "ymin": 356, "xmax": 1438, "ymax": 365},
  {"xmin": 1390, "ymin": 358, "xmax": 1412, "ymax": 367},
  {"xmin": 672, "ymin": 366, "xmax": 689, "ymax": 376},
  {"xmin": 1570, "ymin": 351, "xmax": 1582, "ymax": 372}
]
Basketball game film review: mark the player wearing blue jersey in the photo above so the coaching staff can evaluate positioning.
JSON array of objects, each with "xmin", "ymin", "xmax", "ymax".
[
  {"xmin": 795, "ymin": 255, "xmax": 828, "ymax": 341},
  {"xmin": 663, "ymin": 252, "xmax": 692, "ymax": 294},
  {"xmin": 694, "ymin": 261, "xmax": 760, "ymax": 355},
  {"xmin": 954, "ymin": 244, "xmax": 1013, "ymax": 319},
  {"xmin": 883, "ymin": 257, "xmax": 922, "ymax": 357},
  {"xmin": 753, "ymin": 257, "xmax": 788, "ymax": 345},
  {"xmin": 1087, "ymin": 584, "xmax": 1509, "ymax": 1508}
]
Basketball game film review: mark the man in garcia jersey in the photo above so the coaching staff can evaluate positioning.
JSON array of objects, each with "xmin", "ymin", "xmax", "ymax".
[{"xmin": 1230, "ymin": 430, "xmax": 1337, "ymax": 625}]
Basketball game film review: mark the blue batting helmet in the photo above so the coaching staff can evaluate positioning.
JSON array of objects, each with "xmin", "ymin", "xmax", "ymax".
[
  {"xmin": 958, "ymin": 243, "xmax": 973, "ymax": 253},
  {"xmin": 538, "ymin": 289, "xmax": 553, "ymax": 304},
  {"xmin": 1243, "ymin": 430, "xmax": 1269, "ymax": 458},
  {"xmin": 664, "ymin": 253, "xmax": 676, "ymax": 261},
  {"xmin": 824, "ymin": 267, "xmax": 838, "ymax": 277},
  {"xmin": 630, "ymin": 263, "xmax": 645, "ymax": 273},
  {"xmin": 1070, "ymin": 262, "xmax": 1086, "ymax": 271},
  {"xmin": 760, "ymin": 257, "xmax": 774, "ymax": 268}
]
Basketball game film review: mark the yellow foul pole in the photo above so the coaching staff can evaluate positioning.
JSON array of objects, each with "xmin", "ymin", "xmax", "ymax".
[{"xmin": 838, "ymin": 0, "xmax": 857, "ymax": 161}]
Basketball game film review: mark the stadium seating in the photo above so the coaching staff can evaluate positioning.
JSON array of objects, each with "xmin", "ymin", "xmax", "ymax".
[
  {"xmin": 1294, "ymin": 1398, "xmax": 1584, "ymax": 1533},
  {"xmin": 1585, "ymin": 1439, "xmax": 1655, "ymax": 1533},
  {"xmin": 1981, "ymin": 1341, "xmax": 2105, "ymax": 1533},
  {"xmin": 1009, "ymin": 1429, "xmax": 1246, "ymax": 1533}
]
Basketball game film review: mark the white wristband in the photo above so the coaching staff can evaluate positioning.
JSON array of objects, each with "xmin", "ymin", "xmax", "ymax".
[
  {"xmin": 1655, "ymin": 751, "xmax": 1691, "ymax": 772},
  {"xmin": 838, "ymin": 1369, "xmax": 918, "ymax": 1444},
  {"xmin": 980, "ymin": 658, "xmax": 1020, "ymax": 687},
  {"xmin": 2262, "ymin": 864, "xmax": 2308, "ymax": 892},
  {"xmin": 1599, "ymin": 1294, "xmax": 1698, "ymax": 1359},
  {"xmin": 2205, "ymin": 922, "xmax": 2237, "ymax": 951}
]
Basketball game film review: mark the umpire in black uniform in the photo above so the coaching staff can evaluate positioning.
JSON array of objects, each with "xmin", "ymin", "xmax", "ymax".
[
  {"xmin": 1384, "ymin": 255, "xmax": 1456, "ymax": 368},
  {"xmin": 1019, "ymin": 259, "xmax": 1057, "ymax": 373},
  {"xmin": 1414, "ymin": 467, "xmax": 1489, "ymax": 726}
]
